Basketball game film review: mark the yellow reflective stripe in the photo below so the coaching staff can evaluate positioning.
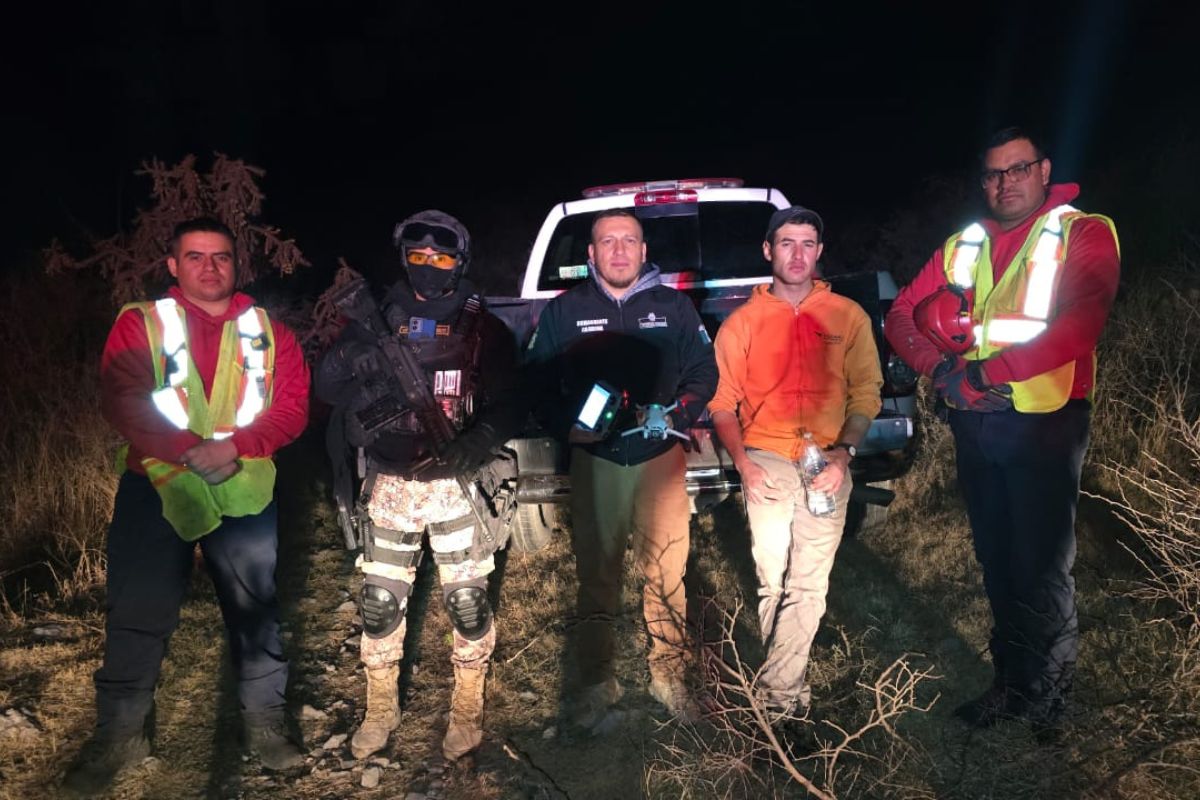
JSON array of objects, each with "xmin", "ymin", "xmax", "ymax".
[
  {"xmin": 151, "ymin": 386, "xmax": 190, "ymax": 429},
  {"xmin": 1022, "ymin": 205, "xmax": 1075, "ymax": 320},
  {"xmin": 235, "ymin": 307, "xmax": 268, "ymax": 427},
  {"xmin": 950, "ymin": 222, "xmax": 986, "ymax": 288},
  {"xmin": 985, "ymin": 318, "xmax": 1047, "ymax": 343}
]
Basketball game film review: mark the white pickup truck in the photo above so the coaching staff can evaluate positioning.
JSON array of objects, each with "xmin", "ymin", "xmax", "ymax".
[{"xmin": 487, "ymin": 178, "xmax": 918, "ymax": 551}]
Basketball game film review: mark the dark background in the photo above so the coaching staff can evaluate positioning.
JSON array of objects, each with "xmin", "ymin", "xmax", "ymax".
[{"xmin": 4, "ymin": 0, "xmax": 1196, "ymax": 290}]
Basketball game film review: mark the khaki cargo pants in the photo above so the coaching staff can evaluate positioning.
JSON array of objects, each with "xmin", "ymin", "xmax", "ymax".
[
  {"xmin": 744, "ymin": 447, "xmax": 852, "ymax": 710},
  {"xmin": 569, "ymin": 445, "xmax": 691, "ymax": 687}
]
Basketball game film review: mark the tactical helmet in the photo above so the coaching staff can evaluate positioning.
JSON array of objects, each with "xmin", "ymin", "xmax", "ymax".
[
  {"xmin": 914, "ymin": 284, "xmax": 976, "ymax": 355},
  {"xmin": 392, "ymin": 210, "xmax": 471, "ymax": 263}
]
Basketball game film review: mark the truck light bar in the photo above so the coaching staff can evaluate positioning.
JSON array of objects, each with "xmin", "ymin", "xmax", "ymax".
[
  {"xmin": 582, "ymin": 177, "xmax": 744, "ymax": 199},
  {"xmin": 634, "ymin": 189, "xmax": 697, "ymax": 206}
]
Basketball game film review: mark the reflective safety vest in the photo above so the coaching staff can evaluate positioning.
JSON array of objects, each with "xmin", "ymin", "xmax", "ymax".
[
  {"xmin": 941, "ymin": 205, "xmax": 1119, "ymax": 413},
  {"xmin": 123, "ymin": 298, "xmax": 278, "ymax": 540}
]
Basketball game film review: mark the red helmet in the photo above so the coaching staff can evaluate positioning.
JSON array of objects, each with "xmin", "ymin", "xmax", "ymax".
[{"xmin": 913, "ymin": 284, "xmax": 975, "ymax": 355}]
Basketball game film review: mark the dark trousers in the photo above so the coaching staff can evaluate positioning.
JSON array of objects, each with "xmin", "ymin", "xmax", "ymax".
[
  {"xmin": 93, "ymin": 472, "xmax": 288, "ymax": 735},
  {"xmin": 949, "ymin": 400, "xmax": 1089, "ymax": 710}
]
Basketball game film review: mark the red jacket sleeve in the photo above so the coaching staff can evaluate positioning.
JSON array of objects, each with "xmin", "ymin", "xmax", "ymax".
[
  {"xmin": 982, "ymin": 218, "xmax": 1120, "ymax": 385},
  {"xmin": 100, "ymin": 308, "xmax": 202, "ymax": 464},
  {"xmin": 885, "ymin": 249, "xmax": 951, "ymax": 377},
  {"xmin": 229, "ymin": 319, "xmax": 311, "ymax": 458}
]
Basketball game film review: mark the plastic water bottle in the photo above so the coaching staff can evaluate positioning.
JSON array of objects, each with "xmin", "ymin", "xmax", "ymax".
[{"xmin": 801, "ymin": 432, "xmax": 837, "ymax": 517}]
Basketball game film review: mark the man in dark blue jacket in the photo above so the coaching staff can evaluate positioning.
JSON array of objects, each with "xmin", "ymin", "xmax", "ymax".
[{"xmin": 526, "ymin": 209, "xmax": 718, "ymax": 730}]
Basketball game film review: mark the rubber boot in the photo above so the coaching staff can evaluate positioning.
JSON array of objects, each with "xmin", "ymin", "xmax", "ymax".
[
  {"xmin": 351, "ymin": 664, "xmax": 401, "ymax": 759},
  {"xmin": 441, "ymin": 664, "xmax": 486, "ymax": 760}
]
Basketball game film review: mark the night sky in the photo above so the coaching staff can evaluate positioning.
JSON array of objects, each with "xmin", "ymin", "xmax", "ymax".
[{"xmin": 5, "ymin": 0, "xmax": 1196, "ymax": 289}]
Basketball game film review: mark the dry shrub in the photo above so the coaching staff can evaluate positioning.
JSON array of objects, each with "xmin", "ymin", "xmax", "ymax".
[
  {"xmin": 1078, "ymin": 259, "xmax": 1200, "ymax": 797},
  {"xmin": 43, "ymin": 153, "xmax": 308, "ymax": 306},
  {"xmin": 645, "ymin": 598, "xmax": 937, "ymax": 800},
  {"xmin": 0, "ymin": 267, "xmax": 117, "ymax": 611}
]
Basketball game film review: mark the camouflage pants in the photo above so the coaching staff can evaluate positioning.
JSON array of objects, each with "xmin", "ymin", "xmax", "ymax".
[{"xmin": 358, "ymin": 474, "xmax": 496, "ymax": 670}]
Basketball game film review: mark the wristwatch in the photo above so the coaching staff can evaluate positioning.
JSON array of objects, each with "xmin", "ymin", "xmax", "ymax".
[{"xmin": 829, "ymin": 441, "xmax": 857, "ymax": 457}]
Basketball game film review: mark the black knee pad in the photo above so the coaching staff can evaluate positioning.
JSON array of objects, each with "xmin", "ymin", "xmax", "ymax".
[
  {"xmin": 443, "ymin": 580, "xmax": 493, "ymax": 641},
  {"xmin": 360, "ymin": 575, "xmax": 412, "ymax": 638}
]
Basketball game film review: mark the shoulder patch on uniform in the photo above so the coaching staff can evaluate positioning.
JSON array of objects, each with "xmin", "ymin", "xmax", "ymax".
[{"xmin": 697, "ymin": 324, "xmax": 712, "ymax": 345}]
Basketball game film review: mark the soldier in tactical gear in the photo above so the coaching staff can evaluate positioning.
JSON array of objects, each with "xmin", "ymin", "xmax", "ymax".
[{"xmin": 315, "ymin": 210, "xmax": 522, "ymax": 761}]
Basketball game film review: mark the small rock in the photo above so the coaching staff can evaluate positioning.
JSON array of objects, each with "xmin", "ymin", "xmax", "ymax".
[
  {"xmin": 425, "ymin": 764, "xmax": 443, "ymax": 776},
  {"xmin": 324, "ymin": 663, "xmax": 337, "ymax": 673},
  {"xmin": 322, "ymin": 733, "xmax": 348, "ymax": 750},
  {"xmin": 344, "ymin": 636, "xmax": 361, "ymax": 649},
  {"xmin": 0, "ymin": 708, "xmax": 38, "ymax": 736},
  {"xmin": 370, "ymin": 757, "xmax": 391, "ymax": 768},
  {"xmin": 411, "ymin": 663, "xmax": 420, "ymax": 676},
  {"xmin": 541, "ymin": 725, "xmax": 557, "ymax": 740},
  {"xmin": 311, "ymin": 766, "xmax": 329, "ymax": 779},
  {"xmin": 405, "ymin": 794, "xmax": 428, "ymax": 800},
  {"xmin": 328, "ymin": 769, "xmax": 352, "ymax": 780},
  {"xmin": 518, "ymin": 691, "xmax": 537, "ymax": 702},
  {"xmin": 32, "ymin": 624, "xmax": 69, "ymax": 640},
  {"xmin": 339, "ymin": 759, "xmax": 357, "ymax": 770},
  {"xmin": 361, "ymin": 766, "xmax": 381, "ymax": 788},
  {"xmin": 300, "ymin": 704, "xmax": 328, "ymax": 721},
  {"xmin": 336, "ymin": 600, "xmax": 357, "ymax": 613}
]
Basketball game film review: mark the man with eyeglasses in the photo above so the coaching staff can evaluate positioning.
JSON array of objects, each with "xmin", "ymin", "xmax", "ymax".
[
  {"xmin": 886, "ymin": 127, "xmax": 1120, "ymax": 740},
  {"xmin": 315, "ymin": 210, "xmax": 522, "ymax": 761}
]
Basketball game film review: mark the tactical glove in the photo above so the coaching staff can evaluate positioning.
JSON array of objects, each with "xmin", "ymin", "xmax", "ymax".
[
  {"xmin": 441, "ymin": 422, "xmax": 500, "ymax": 474},
  {"xmin": 933, "ymin": 356, "xmax": 1013, "ymax": 412}
]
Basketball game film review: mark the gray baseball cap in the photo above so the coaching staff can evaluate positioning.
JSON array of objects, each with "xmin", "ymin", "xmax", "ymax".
[{"xmin": 765, "ymin": 206, "xmax": 825, "ymax": 242}]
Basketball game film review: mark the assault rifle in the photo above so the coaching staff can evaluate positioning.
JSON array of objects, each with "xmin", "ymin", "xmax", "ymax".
[{"xmin": 329, "ymin": 278, "xmax": 507, "ymax": 552}]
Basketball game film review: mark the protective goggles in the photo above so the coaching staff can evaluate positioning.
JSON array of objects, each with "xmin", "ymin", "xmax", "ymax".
[
  {"xmin": 405, "ymin": 250, "xmax": 458, "ymax": 269},
  {"xmin": 397, "ymin": 222, "xmax": 462, "ymax": 251}
]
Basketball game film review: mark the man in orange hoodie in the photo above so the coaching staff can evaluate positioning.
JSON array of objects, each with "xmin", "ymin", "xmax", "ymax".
[{"xmin": 710, "ymin": 207, "xmax": 882, "ymax": 715}]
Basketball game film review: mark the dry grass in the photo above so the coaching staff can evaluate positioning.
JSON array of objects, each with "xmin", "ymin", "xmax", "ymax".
[{"xmin": 0, "ymin": 266, "xmax": 118, "ymax": 615}]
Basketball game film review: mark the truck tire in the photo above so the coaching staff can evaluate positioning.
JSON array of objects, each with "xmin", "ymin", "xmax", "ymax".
[
  {"xmin": 509, "ymin": 503, "xmax": 565, "ymax": 554},
  {"xmin": 843, "ymin": 480, "xmax": 893, "ymax": 538}
]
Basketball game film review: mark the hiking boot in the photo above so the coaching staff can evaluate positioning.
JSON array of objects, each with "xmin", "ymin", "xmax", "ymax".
[
  {"xmin": 568, "ymin": 677, "xmax": 623, "ymax": 731},
  {"xmin": 244, "ymin": 716, "xmax": 304, "ymax": 770},
  {"xmin": 1026, "ymin": 697, "xmax": 1066, "ymax": 745},
  {"xmin": 442, "ymin": 664, "xmax": 487, "ymax": 761},
  {"xmin": 648, "ymin": 673, "xmax": 700, "ymax": 723},
  {"xmin": 351, "ymin": 664, "xmax": 401, "ymax": 759},
  {"xmin": 953, "ymin": 686, "xmax": 1019, "ymax": 729},
  {"xmin": 61, "ymin": 730, "xmax": 151, "ymax": 796}
]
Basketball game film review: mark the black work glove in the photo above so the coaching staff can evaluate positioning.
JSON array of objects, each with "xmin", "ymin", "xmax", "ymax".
[
  {"xmin": 933, "ymin": 356, "xmax": 1013, "ymax": 412},
  {"xmin": 441, "ymin": 422, "xmax": 500, "ymax": 474}
]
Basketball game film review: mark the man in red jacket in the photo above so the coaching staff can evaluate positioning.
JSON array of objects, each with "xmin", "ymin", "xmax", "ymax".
[
  {"xmin": 64, "ymin": 218, "xmax": 311, "ymax": 795},
  {"xmin": 886, "ymin": 128, "xmax": 1120, "ymax": 740}
]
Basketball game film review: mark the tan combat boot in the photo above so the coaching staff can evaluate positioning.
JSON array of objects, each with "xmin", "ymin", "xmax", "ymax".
[
  {"xmin": 351, "ymin": 664, "xmax": 401, "ymax": 759},
  {"xmin": 441, "ymin": 664, "xmax": 486, "ymax": 760}
]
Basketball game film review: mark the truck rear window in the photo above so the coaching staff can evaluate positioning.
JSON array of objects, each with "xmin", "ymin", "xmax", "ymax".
[{"xmin": 538, "ymin": 201, "xmax": 780, "ymax": 291}]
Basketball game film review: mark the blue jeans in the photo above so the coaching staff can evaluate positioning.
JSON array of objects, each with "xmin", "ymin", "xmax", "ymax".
[
  {"xmin": 94, "ymin": 472, "xmax": 288, "ymax": 734},
  {"xmin": 949, "ymin": 400, "xmax": 1089, "ymax": 710}
]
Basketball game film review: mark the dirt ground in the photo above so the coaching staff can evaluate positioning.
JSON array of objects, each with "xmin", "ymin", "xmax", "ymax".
[{"xmin": 1, "ymin": 434, "xmax": 1194, "ymax": 799}]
